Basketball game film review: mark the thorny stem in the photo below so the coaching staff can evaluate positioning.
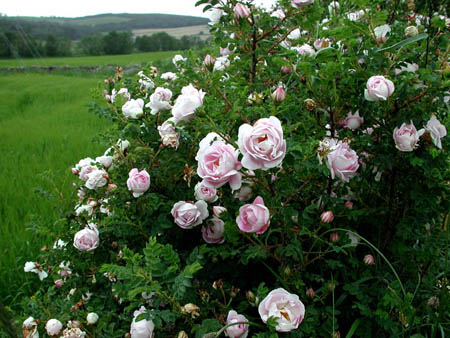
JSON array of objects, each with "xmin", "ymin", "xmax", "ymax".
[
  {"xmin": 258, "ymin": 27, "xmax": 298, "ymax": 61},
  {"xmin": 215, "ymin": 87, "xmax": 249, "ymax": 123},
  {"xmin": 249, "ymin": 26, "xmax": 258, "ymax": 85},
  {"xmin": 242, "ymin": 232, "xmax": 281, "ymax": 263}
]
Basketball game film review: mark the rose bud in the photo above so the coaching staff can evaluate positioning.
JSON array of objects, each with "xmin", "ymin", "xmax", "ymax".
[
  {"xmin": 330, "ymin": 232, "xmax": 340, "ymax": 243},
  {"xmin": 87, "ymin": 312, "xmax": 99, "ymax": 325},
  {"xmin": 204, "ymin": 54, "xmax": 215, "ymax": 71},
  {"xmin": 246, "ymin": 290, "xmax": 256, "ymax": 303},
  {"xmin": 405, "ymin": 26, "xmax": 419, "ymax": 38},
  {"xmin": 181, "ymin": 304, "xmax": 201, "ymax": 318},
  {"xmin": 55, "ymin": 279, "xmax": 64, "ymax": 288},
  {"xmin": 234, "ymin": 3, "xmax": 250, "ymax": 20},
  {"xmin": 45, "ymin": 319, "xmax": 63, "ymax": 336},
  {"xmin": 281, "ymin": 66, "xmax": 292, "ymax": 74},
  {"xmin": 363, "ymin": 254, "xmax": 375, "ymax": 265},
  {"xmin": 345, "ymin": 201, "xmax": 353, "ymax": 209},
  {"xmin": 178, "ymin": 331, "xmax": 189, "ymax": 338},
  {"xmin": 271, "ymin": 87, "xmax": 286, "ymax": 103},
  {"xmin": 320, "ymin": 211, "xmax": 334, "ymax": 223},
  {"xmin": 306, "ymin": 288, "xmax": 315, "ymax": 299},
  {"xmin": 213, "ymin": 206, "xmax": 227, "ymax": 217},
  {"xmin": 107, "ymin": 183, "xmax": 117, "ymax": 192}
]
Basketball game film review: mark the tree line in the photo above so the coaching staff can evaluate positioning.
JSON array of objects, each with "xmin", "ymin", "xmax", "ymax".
[{"xmin": 0, "ymin": 30, "xmax": 208, "ymax": 58}]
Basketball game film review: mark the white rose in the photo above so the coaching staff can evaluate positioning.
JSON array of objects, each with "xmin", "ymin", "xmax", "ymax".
[
  {"xmin": 86, "ymin": 313, "xmax": 99, "ymax": 325},
  {"xmin": 45, "ymin": 319, "xmax": 63, "ymax": 336},
  {"xmin": 130, "ymin": 306, "xmax": 154, "ymax": 338},
  {"xmin": 85, "ymin": 169, "xmax": 108, "ymax": 190},
  {"xmin": 364, "ymin": 75, "xmax": 395, "ymax": 101},
  {"xmin": 145, "ymin": 87, "xmax": 172, "ymax": 115},
  {"xmin": 122, "ymin": 99, "xmax": 145, "ymax": 119}
]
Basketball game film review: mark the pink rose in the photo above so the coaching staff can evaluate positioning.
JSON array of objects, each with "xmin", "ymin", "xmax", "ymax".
[
  {"xmin": 258, "ymin": 288, "xmax": 305, "ymax": 332},
  {"xmin": 145, "ymin": 87, "xmax": 172, "ymax": 115},
  {"xmin": 171, "ymin": 84, "xmax": 205, "ymax": 123},
  {"xmin": 201, "ymin": 217, "xmax": 225, "ymax": 244},
  {"xmin": 204, "ymin": 54, "xmax": 215, "ymax": 70},
  {"xmin": 238, "ymin": 116, "xmax": 286, "ymax": 171},
  {"xmin": 224, "ymin": 310, "xmax": 249, "ymax": 338},
  {"xmin": 194, "ymin": 181, "xmax": 218, "ymax": 203},
  {"xmin": 291, "ymin": 0, "xmax": 314, "ymax": 8},
  {"xmin": 293, "ymin": 44, "xmax": 315, "ymax": 56},
  {"xmin": 424, "ymin": 115, "xmax": 446, "ymax": 149},
  {"xmin": 342, "ymin": 111, "xmax": 364, "ymax": 130},
  {"xmin": 79, "ymin": 165, "xmax": 97, "ymax": 182},
  {"xmin": 313, "ymin": 38, "xmax": 330, "ymax": 50},
  {"xmin": 393, "ymin": 121, "xmax": 424, "ymax": 152},
  {"xmin": 73, "ymin": 223, "xmax": 99, "ymax": 252},
  {"xmin": 127, "ymin": 168, "xmax": 150, "ymax": 198},
  {"xmin": 234, "ymin": 3, "xmax": 250, "ymax": 20},
  {"xmin": 236, "ymin": 196, "xmax": 270, "ymax": 234},
  {"xmin": 85, "ymin": 169, "xmax": 108, "ymax": 190},
  {"xmin": 364, "ymin": 75, "xmax": 395, "ymax": 101},
  {"xmin": 196, "ymin": 133, "xmax": 242, "ymax": 191},
  {"xmin": 171, "ymin": 200, "xmax": 209, "ymax": 229},
  {"xmin": 326, "ymin": 141, "xmax": 359, "ymax": 182}
]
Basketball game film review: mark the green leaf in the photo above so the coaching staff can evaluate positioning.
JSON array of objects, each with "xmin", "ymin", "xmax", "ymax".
[
  {"xmin": 345, "ymin": 319, "xmax": 360, "ymax": 338},
  {"xmin": 375, "ymin": 33, "xmax": 428, "ymax": 53}
]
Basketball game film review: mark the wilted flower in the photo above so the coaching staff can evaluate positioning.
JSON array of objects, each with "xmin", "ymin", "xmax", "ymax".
[
  {"xmin": 181, "ymin": 303, "xmax": 201, "ymax": 318},
  {"xmin": 23, "ymin": 317, "xmax": 39, "ymax": 338}
]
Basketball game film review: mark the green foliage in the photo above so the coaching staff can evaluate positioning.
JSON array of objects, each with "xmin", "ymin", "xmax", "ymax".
[{"xmin": 10, "ymin": 0, "xmax": 450, "ymax": 337}]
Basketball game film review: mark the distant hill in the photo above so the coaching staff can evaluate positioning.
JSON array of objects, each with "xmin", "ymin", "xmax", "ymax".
[{"xmin": 0, "ymin": 13, "xmax": 209, "ymax": 40}]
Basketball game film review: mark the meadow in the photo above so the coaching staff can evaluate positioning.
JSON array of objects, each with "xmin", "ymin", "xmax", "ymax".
[
  {"xmin": 0, "ymin": 51, "xmax": 176, "ymax": 68},
  {"xmin": 0, "ymin": 51, "xmax": 176, "ymax": 324}
]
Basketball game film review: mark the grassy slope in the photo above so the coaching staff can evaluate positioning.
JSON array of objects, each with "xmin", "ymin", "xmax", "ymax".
[
  {"xmin": 0, "ymin": 51, "xmax": 176, "ymax": 68},
  {"xmin": 0, "ymin": 73, "xmax": 110, "ymax": 307}
]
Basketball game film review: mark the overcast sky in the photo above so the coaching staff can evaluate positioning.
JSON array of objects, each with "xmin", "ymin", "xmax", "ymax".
[{"xmin": 1, "ymin": 0, "xmax": 278, "ymax": 18}]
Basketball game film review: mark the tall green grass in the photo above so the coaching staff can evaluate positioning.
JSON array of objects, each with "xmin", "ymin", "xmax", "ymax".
[
  {"xmin": 0, "ymin": 51, "xmax": 177, "ymax": 68},
  {"xmin": 0, "ymin": 73, "xmax": 110, "ymax": 309}
]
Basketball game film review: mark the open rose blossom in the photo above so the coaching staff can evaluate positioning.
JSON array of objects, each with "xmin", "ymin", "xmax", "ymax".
[
  {"xmin": 130, "ymin": 306, "xmax": 154, "ymax": 338},
  {"xmin": 85, "ymin": 169, "xmax": 108, "ymax": 190},
  {"xmin": 122, "ymin": 99, "xmax": 145, "ymax": 119},
  {"xmin": 127, "ymin": 168, "xmax": 150, "ymax": 198},
  {"xmin": 194, "ymin": 181, "xmax": 218, "ymax": 203},
  {"xmin": 46, "ymin": 319, "xmax": 63, "ymax": 336},
  {"xmin": 145, "ymin": 87, "xmax": 172, "ymax": 115},
  {"xmin": 326, "ymin": 141, "xmax": 359, "ymax": 182},
  {"xmin": 258, "ymin": 288, "xmax": 305, "ymax": 332},
  {"xmin": 171, "ymin": 84, "xmax": 205, "ymax": 123},
  {"xmin": 171, "ymin": 200, "xmax": 209, "ymax": 229},
  {"xmin": 201, "ymin": 217, "xmax": 225, "ymax": 244},
  {"xmin": 364, "ymin": 75, "xmax": 395, "ymax": 101},
  {"xmin": 224, "ymin": 310, "xmax": 249, "ymax": 338},
  {"xmin": 424, "ymin": 115, "xmax": 446, "ymax": 149},
  {"xmin": 291, "ymin": 0, "xmax": 314, "ymax": 8},
  {"xmin": 73, "ymin": 223, "xmax": 99, "ymax": 252},
  {"xmin": 238, "ymin": 116, "xmax": 286, "ymax": 171},
  {"xmin": 342, "ymin": 111, "xmax": 364, "ymax": 130},
  {"xmin": 236, "ymin": 196, "xmax": 270, "ymax": 234},
  {"xmin": 393, "ymin": 121, "xmax": 424, "ymax": 152},
  {"xmin": 196, "ymin": 133, "xmax": 242, "ymax": 191}
]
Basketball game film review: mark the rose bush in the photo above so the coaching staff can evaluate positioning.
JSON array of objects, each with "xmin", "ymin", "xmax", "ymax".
[{"xmin": 17, "ymin": 0, "xmax": 449, "ymax": 337}]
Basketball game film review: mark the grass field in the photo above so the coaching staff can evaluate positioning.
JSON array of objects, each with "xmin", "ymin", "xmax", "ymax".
[
  {"xmin": 133, "ymin": 24, "xmax": 211, "ymax": 40},
  {"xmin": 0, "ymin": 51, "xmax": 177, "ymax": 68},
  {"xmin": 0, "ymin": 72, "xmax": 110, "ymax": 310}
]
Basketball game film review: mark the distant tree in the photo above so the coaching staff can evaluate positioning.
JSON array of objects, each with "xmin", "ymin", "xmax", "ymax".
[
  {"xmin": 79, "ymin": 34, "xmax": 104, "ymax": 55},
  {"xmin": 45, "ymin": 34, "xmax": 59, "ymax": 56},
  {"xmin": 103, "ymin": 31, "xmax": 134, "ymax": 55}
]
